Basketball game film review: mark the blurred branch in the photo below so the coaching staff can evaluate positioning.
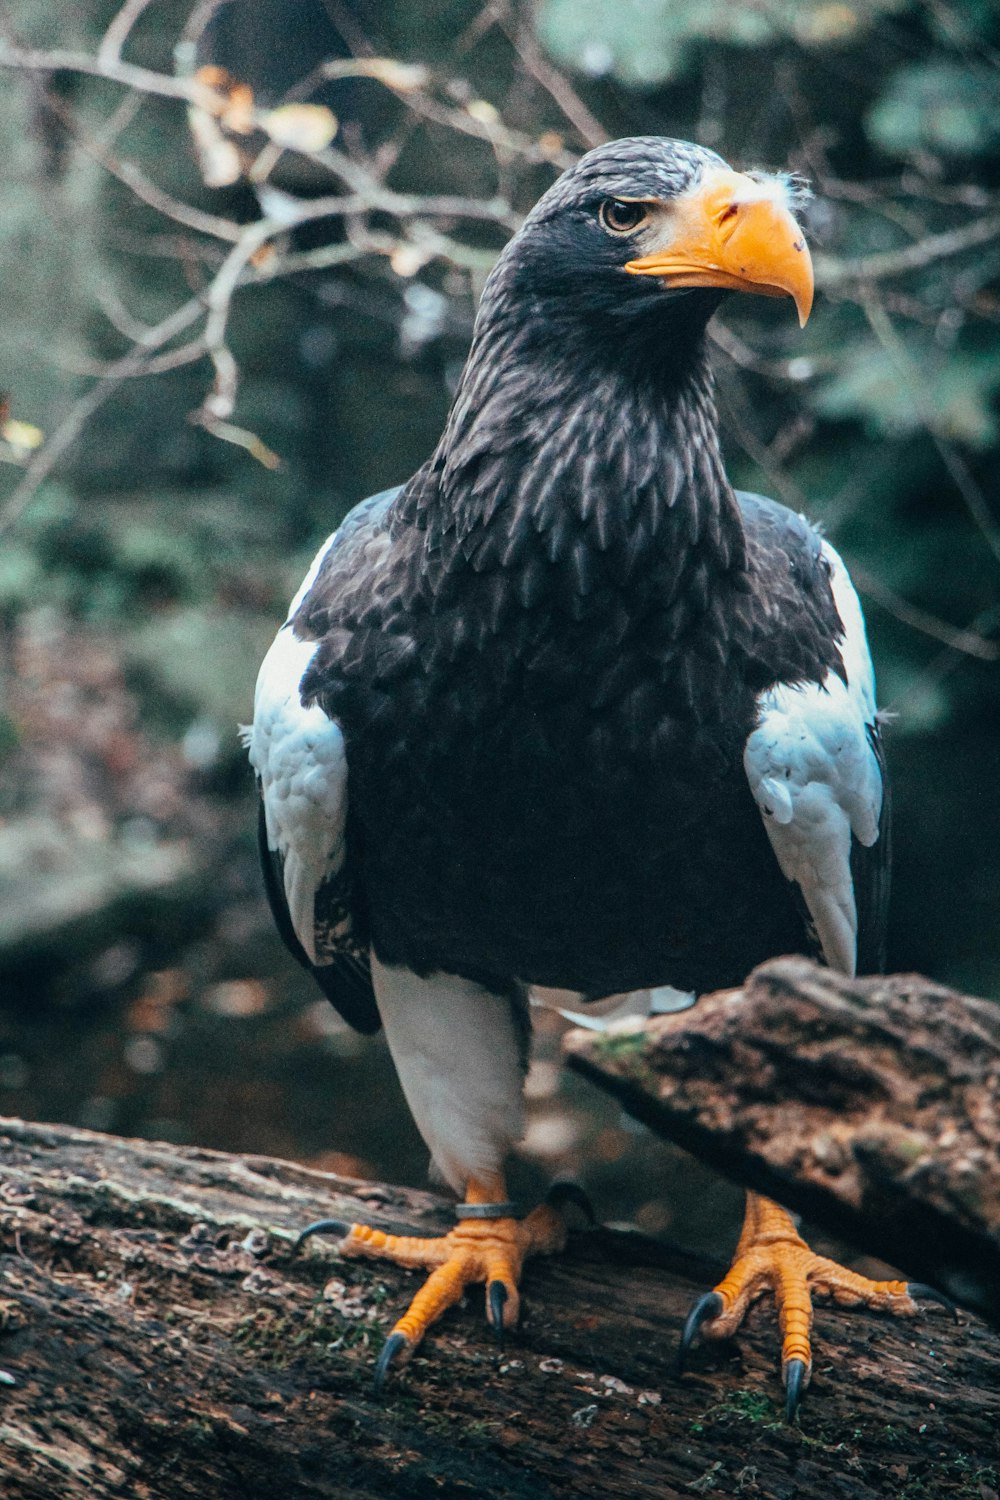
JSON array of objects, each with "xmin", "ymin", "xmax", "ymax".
[
  {"xmin": 41, "ymin": 84, "xmax": 244, "ymax": 243},
  {"xmin": 383, "ymin": 85, "xmax": 577, "ymax": 170},
  {"xmin": 717, "ymin": 376, "xmax": 1000, "ymax": 663},
  {"xmin": 862, "ymin": 299, "xmax": 1000, "ymax": 572},
  {"xmin": 889, "ymin": 604, "xmax": 1000, "ymax": 717},
  {"xmin": 496, "ymin": 4, "xmax": 608, "ymax": 148},
  {"xmin": 0, "ymin": 0, "xmax": 544, "ymax": 506},
  {"xmin": 820, "ymin": 173, "xmax": 998, "ymax": 211},
  {"xmin": 710, "ymin": 320, "xmax": 835, "ymax": 381},
  {"xmin": 846, "ymin": 564, "xmax": 1000, "ymax": 662},
  {"xmin": 96, "ymin": 0, "xmax": 158, "ymax": 69},
  {"xmin": 817, "ymin": 212, "xmax": 1000, "ymax": 289},
  {"xmin": 0, "ymin": 37, "xmax": 219, "ymax": 107},
  {"xmin": 0, "ymin": 297, "xmax": 205, "ymax": 540}
]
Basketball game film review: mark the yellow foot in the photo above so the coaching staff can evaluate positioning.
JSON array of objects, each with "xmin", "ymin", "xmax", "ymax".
[
  {"xmin": 677, "ymin": 1192, "xmax": 956, "ymax": 1421},
  {"xmin": 296, "ymin": 1181, "xmax": 589, "ymax": 1389}
]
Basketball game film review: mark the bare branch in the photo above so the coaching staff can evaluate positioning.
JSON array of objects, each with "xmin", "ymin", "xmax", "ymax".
[
  {"xmin": 175, "ymin": 0, "xmax": 235, "ymax": 70},
  {"xmin": 0, "ymin": 297, "xmax": 205, "ymax": 540},
  {"xmin": 390, "ymin": 86, "xmax": 577, "ymax": 171},
  {"xmin": 41, "ymin": 85, "xmax": 243, "ymax": 243},
  {"xmin": 862, "ymin": 298, "xmax": 1000, "ymax": 572},
  {"xmin": 710, "ymin": 320, "xmax": 835, "ymax": 381},
  {"xmin": 717, "ymin": 377, "xmax": 1000, "ymax": 662},
  {"xmin": 193, "ymin": 418, "xmax": 282, "ymax": 469},
  {"xmin": 817, "ymin": 212, "xmax": 1000, "ymax": 289},
  {"xmin": 0, "ymin": 38, "xmax": 219, "ymax": 107},
  {"xmin": 96, "ymin": 0, "xmax": 158, "ymax": 69},
  {"xmin": 848, "ymin": 562, "xmax": 1000, "ymax": 662},
  {"xmin": 497, "ymin": 8, "xmax": 608, "ymax": 148},
  {"xmin": 820, "ymin": 172, "xmax": 998, "ymax": 210},
  {"xmin": 56, "ymin": 339, "xmax": 209, "ymax": 380},
  {"xmin": 888, "ymin": 603, "xmax": 1000, "ymax": 717}
]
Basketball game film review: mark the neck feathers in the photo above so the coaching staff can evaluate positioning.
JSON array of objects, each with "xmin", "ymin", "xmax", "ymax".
[{"xmin": 397, "ymin": 309, "xmax": 747, "ymax": 616}]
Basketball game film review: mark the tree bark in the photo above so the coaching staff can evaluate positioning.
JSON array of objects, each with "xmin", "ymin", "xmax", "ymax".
[
  {"xmin": 1, "ymin": 1112, "xmax": 999, "ymax": 1498},
  {"xmin": 565, "ymin": 957, "xmax": 1000, "ymax": 1327}
]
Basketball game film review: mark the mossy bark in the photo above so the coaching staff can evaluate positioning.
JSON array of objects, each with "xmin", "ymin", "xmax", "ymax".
[{"xmin": 1, "ymin": 1113, "xmax": 999, "ymax": 1498}]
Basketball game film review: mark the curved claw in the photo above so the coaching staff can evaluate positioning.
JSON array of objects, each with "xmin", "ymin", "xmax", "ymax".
[
  {"xmin": 546, "ymin": 1180, "xmax": 597, "ymax": 1226},
  {"xmin": 907, "ymin": 1282, "xmax": 960, "ymax": 1322},
  {"xmin": 675, "ymin": 1290, "xmax": 724, "ymax": 1375},
  {"xmin": 784, "ymin": 1358, "xmax": 808, "ymax": 1423},
  {"xmin": 294, "ymin": 1217, "xmax": 351, "ymax": 1252},
  {"xmin": 488, "ymin": 1280, "xmax": 508, "ymax": 1351},
  {"xmin": 373, "ymin": 1330, "xmax": 409, "ymax": 1394}
]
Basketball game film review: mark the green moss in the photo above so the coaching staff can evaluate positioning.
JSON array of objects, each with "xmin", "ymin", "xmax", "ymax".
[
  {"xmin": 231, "ymin": 1298, "xmax": 392, "ymax": 1371},
  {"xmin": 697, "ymin": 1387, "xmax": 783, "ymax": 1430},
  {"xmin": 589, "ymin": 1028, "xmax": 660, "ymax": 1092},
  {"xmin": 592, "ymin": 1030, "xmax": 649, "ymax": 1066}
]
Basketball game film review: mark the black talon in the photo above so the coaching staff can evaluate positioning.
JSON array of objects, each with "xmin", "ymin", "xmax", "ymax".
[
  {"xmin": 675, "ymin": 1290, "xmax": 724, "ymax": 1374},
  {"xmin": 294, "ymin": 1217, "xmax": 351, "ymax": 1251},
  {"xmin": 907, "ymin": 1282, "xmax": 960, "ymax": 1322},
  {"xmin": 488, "ymin": 1280, "xmax": 509, "ymax": 1351},
  {"xmin": 546, "ymin": 1180, "xmax": 597, "ymax": 1226},
  {"xmin": 784, "ymin": 1357, "xmax": 808, "ymax": 1423},
  {"xmin": 374, "ymin": 1331, "xmax": 408, "ymax": 1393}
]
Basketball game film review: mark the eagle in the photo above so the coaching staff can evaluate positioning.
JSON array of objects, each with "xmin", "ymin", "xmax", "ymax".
[{"xmin": 247, "ymin": 136, "xmax": 937, "ymax": 1419}]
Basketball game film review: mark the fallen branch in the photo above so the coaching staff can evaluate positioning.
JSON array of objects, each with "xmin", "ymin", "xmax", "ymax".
[{"xmin": 565, "ymin": 957, "xmax": 1000, "ymax": 1326}]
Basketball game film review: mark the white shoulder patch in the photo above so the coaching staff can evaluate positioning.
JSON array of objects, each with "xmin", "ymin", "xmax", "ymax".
[
  {"xmin": 743, "ymin": 541, "xmax": 883, "ymax": 978},
  {"xmin": 246, "ymin": 533, "xmax": 346, "ymax": 965}
]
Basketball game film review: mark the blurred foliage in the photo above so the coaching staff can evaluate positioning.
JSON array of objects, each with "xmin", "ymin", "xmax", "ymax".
[
  {"xmin": 538, "ymin": 0, "xmax": 907, "ymax": 85},
  {"xmin": 0, "ymin": 0, "xmax": 999, "ymax": 1040},
  {"xmin": 811, "ymin": 337, "xmax": 1000, "ymax": 446},
  {"xmin": 867, "ymin": 59, "xmax": 1000, "ymax": 159}
]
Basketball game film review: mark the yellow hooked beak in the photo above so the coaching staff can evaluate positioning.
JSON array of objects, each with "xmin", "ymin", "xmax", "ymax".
[{"xmin": 624, "ymin": 166, "xmax": 814, "ymax": 327}]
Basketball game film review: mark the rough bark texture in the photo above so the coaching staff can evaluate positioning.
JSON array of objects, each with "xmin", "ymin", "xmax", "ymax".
[
  {"xmin": 565, "ymin": 957, "xmax": 1000, "ymax": 1326},
  {"xmin": 1, "ymin": 1113, "xmax": 999, "ymax": 1499}
]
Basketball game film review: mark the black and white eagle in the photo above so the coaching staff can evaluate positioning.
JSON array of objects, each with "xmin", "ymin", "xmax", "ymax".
[{"xmin": 247, "ymin": 137, "xmax": 928, "ymax": 1418}]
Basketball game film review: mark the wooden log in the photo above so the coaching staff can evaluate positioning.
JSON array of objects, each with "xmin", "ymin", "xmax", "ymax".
[
  {"xmin": 565, "ymin": 957, "xmax": 1000, "ymax": 1327},
  {"xmin": 1, "ymin": 1112, "xmax": 999, "ymax": 1497}
]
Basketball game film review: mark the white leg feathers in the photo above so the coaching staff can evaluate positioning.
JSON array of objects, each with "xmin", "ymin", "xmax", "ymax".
[{"xmin": 371, "ymin": 956, "xmax": 526, "ymax": 1196}]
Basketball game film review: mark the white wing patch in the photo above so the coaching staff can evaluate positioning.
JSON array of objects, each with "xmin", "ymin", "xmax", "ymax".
[
  {"xmin": 246, "ymin": 533, "xmax": 346, "ymax": 965},
  {"xmin": 743, "ymin": 541, "xmax": 883, "ymax": 978}
]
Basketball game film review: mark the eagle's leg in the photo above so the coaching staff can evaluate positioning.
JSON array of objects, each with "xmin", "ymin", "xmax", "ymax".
[
  {"xmin": 297, "ymin": 1173, "xmax": 568, "ymax": 1387},
  {"xmin": 678, "ymin": 1192, "xmax": 953, "ymax": 1420}
]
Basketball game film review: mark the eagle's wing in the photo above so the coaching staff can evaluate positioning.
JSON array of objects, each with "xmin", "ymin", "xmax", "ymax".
[
  {"xmin": 245, "ymin": 488, "xmax": 400, "ymax": 1034},
  {"xmin": 742, "ymin": 512, "xmax": 888, "ymax": 979}
]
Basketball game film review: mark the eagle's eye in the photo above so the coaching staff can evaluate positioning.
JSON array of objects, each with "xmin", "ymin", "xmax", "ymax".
[{"xmin": 599, "ymin": 198, "xmax": 651, "ymax": 235}]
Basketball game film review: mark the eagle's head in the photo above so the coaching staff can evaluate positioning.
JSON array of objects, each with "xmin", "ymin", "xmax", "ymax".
[{"xmin": 485, "ymin": 137, "xmax": 813, "ymax": 366}]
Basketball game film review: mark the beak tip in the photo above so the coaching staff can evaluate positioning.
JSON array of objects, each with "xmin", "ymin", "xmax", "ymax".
[{"xmin": 795, "ymin": 283, "xmax": 814, "ymax": 328}]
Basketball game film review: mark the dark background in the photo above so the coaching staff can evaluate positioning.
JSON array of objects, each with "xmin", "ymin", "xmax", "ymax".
[{"xmin": 0, "ymin": 0, "xmax": 997, "ymax": 1248}]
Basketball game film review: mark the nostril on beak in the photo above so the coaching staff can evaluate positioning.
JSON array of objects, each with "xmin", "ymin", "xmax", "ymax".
[{"xmin": 716, "ymin": 202, "xmax": 739, "ymax": 241}]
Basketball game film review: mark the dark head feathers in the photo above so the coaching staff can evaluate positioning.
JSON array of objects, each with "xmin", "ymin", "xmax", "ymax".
[{"xmin": 520, "ymin": 137, "xmax": 726, "ymax": 227}]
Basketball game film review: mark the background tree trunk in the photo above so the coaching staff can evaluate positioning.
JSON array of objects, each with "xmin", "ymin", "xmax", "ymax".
[
  {"xmin": 566, "ymin": 957, "xmax": 1000, "ymax": 1327},
  {"xmin": 1, "ymin": 1111, "xmax": 999, "ymax": 1498}
]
